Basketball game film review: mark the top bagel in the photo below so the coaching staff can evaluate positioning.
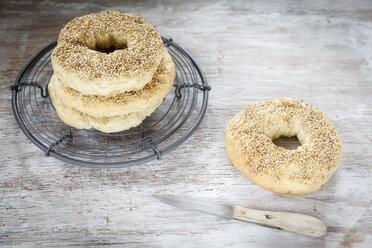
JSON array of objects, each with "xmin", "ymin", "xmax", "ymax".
[{"xmin": 51, "ymin": 11, "xmax": 164, "ymax": 96}]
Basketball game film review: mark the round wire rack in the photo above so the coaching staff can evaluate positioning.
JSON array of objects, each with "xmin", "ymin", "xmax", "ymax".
[{"xmin": 11, "ymin": 37, "xmax": 210, "ymax": 168}]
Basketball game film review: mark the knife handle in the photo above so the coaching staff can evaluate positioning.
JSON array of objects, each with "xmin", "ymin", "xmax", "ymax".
[{"xmin": 233, "ymin": 205, "xmax": 327, "ymax": 237}]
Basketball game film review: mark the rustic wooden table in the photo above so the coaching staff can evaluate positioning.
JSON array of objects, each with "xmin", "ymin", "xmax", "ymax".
[{"xmin": 1, "ymin": 0, "xmax": 371, "ymax": 247}]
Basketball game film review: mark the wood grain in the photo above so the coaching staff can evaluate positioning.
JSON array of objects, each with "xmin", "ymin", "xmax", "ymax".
[{"xmin": 1, "ymin": 0, "xmax": 371, "ymax": 247}]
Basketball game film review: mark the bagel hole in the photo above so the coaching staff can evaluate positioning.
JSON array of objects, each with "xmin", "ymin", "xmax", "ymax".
[
  {"xmin": 273, "ymin": 136, "xmax": 301, "ymax": 150},
  {"xmin": 88, "ymin": 35, "xmax": 127, "ymax": 54}
]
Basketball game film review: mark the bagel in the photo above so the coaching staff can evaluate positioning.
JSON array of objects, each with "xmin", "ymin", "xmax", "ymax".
[
  {"xmin": 51, "ymin": 11, "xmax": 164, "ymax": 96},
  {"xmin": 50, "ymin": 48, "xmax": 175, "ymax": 117},
  {"xmin": 225, "ymin": 98, "xmax": 342, "ymax": 195},
  {"xmin": 48, "ymin": 80, "xmax": 156, "ymax": 133}
]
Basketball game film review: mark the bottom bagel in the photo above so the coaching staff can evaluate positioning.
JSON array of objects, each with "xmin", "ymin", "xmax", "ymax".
[{"xmin": 48, "ymin": 80, "xmax": 156, "ymax": 133}]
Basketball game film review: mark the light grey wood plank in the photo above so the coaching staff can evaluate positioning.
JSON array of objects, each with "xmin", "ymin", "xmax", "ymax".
[{"xmin": 1, "ymin": 0, "xmax": 371, "ymax": 247}]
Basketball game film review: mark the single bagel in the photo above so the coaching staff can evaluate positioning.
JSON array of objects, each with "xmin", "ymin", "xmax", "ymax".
[
  {"xmin": 50, "ymin": 48, "xmax": 175, "ymax": 117},
  {"xmin": 225, "ymin": 98, "xmax": 342, "ymax": 195},
  {"xmin": 51, "ymin": 11, "xmax": 164, "ymax": 96},
  {"xmin": 48, "ymin": 81, "xmax": 156, "ymax": 133}
]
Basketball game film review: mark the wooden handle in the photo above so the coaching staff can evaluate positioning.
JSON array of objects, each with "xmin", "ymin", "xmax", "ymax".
[{"xmin": 233, "ymin": 205, "xmax": 327, "ymax": 237}]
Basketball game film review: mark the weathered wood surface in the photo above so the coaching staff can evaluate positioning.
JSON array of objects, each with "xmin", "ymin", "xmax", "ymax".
[{"xmin": 1, "ymin": 0, "xmax": 371, "ymax": 247}]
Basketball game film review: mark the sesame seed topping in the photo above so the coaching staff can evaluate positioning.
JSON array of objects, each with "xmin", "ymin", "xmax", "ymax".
[
  {"xmin": 226, "ymin": 98, "xmax": 342, "ymax": 184},
  {"xmin": 51, "ymin": 11, "xmax": 163, "ymax": 81}
]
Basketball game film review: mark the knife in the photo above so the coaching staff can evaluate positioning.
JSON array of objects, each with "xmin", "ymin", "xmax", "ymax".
[{"xmin": 154, "ymin": 194, "xmax": 327, "ymax": 237}]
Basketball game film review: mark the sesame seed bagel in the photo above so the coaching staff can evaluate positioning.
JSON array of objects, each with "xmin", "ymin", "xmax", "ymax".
[
  {"xmin": 50, "ymin": 48, "xmax": 175, "ymax": 118},
  {"xmin": 48, "ymin": 81, "xmax": 156, "ymax": 133},
  {"xmin": 51, "ymin": 11, "xmax": 164, "ymax": 96},
  {"xmin": 225, "ymin": 98, "xmax": 342, "ymax": 195}
]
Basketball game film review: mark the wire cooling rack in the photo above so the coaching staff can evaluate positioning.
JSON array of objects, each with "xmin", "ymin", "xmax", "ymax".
[{"xmin": 11, "ymin": 37, "xmax": 210, "ymax": 168}]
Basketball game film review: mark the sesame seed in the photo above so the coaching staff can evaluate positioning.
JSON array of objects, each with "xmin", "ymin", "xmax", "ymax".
[
  {"xmin": 226, "ymin": 98, "xmax": 342, "ymax": 184},
  {"xmin": 51, "ymin": 11, "xmax": 163, "ymax": 81}
]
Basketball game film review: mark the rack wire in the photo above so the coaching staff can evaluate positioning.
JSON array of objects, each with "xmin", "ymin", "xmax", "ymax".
[{"xmin": 11, "ymin": 37, "xmax": 210, "ymax": 168}]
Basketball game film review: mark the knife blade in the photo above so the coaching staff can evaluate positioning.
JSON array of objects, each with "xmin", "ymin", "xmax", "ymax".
[
  {"xmin": 153, "ymin": 194, "xmax": 327, "ymax": 237},
  {"xmin": 154, "ymin": 194, "xmax": 234, "ymax": 219}
]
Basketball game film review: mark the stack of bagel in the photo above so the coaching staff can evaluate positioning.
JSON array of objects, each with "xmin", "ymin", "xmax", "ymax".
[{"xmin": 49, "ymin": 11, "xmax": 175, "ymax": 133}]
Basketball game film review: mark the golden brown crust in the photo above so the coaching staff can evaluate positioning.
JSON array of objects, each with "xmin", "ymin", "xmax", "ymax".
[
  {"xmin": 225, "ymin": 98, "xmax": 342, "ymax": 195},
  {"xmin": 51, "ymin": 11, "xmax": 164, "ymax": 95}
]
